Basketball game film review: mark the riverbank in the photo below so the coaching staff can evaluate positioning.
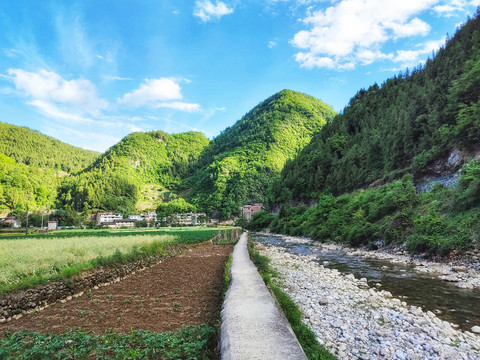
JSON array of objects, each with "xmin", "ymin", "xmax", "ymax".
[
  {"xmin": 260, "ymin": 245, "xmax": 480, "ymax": 359},
  {"xmin": 259, "ymin": 232, "xmax": 480, "ymax": 291}
]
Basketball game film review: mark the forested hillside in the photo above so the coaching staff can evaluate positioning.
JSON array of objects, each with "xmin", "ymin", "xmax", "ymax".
[
  {"xmin": 185, "ymin": 90, "xmax": 336, "ymax": 218},
  {"xmin": 0, "ymin": 122, "xmax": 99, "ymax": 173},
  {"xmin": 257, "ymin": 12, "xmax": 480, "ymax": 256},
  {"xmin": 0, "ymin": 154, "xmax": 60, "ymax": 213},
  {"xmin": 271, "ymin": 11, "xmax": 480, "ymax": 203},
  {"xmin": 58, "ymin": 131, "xmax": 209, "ymax": 213}
]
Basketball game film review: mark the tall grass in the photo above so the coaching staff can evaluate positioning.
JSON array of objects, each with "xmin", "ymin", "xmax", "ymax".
[{"xmin": 0, "ymin": 235, "xmax": 175, "ymax": 292}]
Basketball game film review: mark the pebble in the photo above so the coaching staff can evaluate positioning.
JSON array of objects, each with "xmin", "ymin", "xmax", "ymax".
[{"xmin": 261, "ymin": 246, "xmax": 480, "ymax": 360}]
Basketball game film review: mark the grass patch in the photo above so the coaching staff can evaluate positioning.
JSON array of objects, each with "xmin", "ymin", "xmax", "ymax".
[
  {"xmin": 0, "ymin": 325, "xmax": 215, "ymax": 360},
  {"xmin": 248, "ymin": 237, "xmax": 336, "ymax": 360},
  {"xmin": 222, "ymin": 253, "xmax": 233, "ymax": 296}
]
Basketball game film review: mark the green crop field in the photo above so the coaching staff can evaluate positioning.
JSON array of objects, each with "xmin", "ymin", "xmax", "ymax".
[
  {"xmin": 0, "ymin": 227, "xmax": 239, "ymax": 293},
  {"xmin": 0, "ymin": 234, "xmax": 175, "ymax": 293}
]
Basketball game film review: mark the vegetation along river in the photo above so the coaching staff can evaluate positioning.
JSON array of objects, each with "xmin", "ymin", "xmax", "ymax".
[{"xmin": 253, "ymin": 233, "xmax": 480, "ymax": 332}]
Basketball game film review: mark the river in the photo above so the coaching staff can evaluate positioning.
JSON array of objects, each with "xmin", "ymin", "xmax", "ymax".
[{"xmin": 253, "ymin": 233, "xmax": 480, "ymax": 332}]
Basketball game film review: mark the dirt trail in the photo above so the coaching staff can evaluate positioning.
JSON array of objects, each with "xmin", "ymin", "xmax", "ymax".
[{"xmin": 0, "ymin": 243, "xmax": 233, "ymax": 335}]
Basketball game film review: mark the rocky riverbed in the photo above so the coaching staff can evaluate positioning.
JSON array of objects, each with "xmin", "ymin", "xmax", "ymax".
[
  {"xmin": 327, "ymin": 243, "xmax": 480, "ymax": 291},
  {"xmin": 272, "ymin": 234, "xmax": 480, "ymax": 291},
  {"xmin": 261, "ymin": 246, "xmax": 480, "ymax": 360}
]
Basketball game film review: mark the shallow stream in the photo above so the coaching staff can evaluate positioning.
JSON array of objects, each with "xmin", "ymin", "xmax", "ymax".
[{"xmin": 253, "ymin": 233, "xmax": 480, "ymax": 331}]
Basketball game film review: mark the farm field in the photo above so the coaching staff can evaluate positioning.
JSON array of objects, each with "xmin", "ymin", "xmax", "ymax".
[
  {"xmin": 0, "ymin": 227, "xmax": 235, "ymax": 293},
  {"xmin": 0, "ymin": 228, "xmax": 238, "ymax": 359},
  {"xmin": 0, "ymin": 242, "xmax": 234, "ymax": 359}
]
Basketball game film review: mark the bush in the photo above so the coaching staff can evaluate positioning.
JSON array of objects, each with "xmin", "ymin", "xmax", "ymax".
[{"xmin": 249, "ymin": 211, "xmax": 274, "ymax": 231}]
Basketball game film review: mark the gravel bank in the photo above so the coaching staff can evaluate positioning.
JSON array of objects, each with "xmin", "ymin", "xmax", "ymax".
[{"xmin": 261, "ymin": 246, "xmax": 480, "ymax": 360}]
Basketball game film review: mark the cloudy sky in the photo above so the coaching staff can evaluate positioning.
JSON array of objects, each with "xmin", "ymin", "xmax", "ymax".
[{"xmin": 1, "ymin": 1, "xmax": 478, "ymax": 152}]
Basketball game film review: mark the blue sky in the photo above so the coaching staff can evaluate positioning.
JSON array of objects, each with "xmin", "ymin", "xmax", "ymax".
[{"xmin": 1, "ymin": 0, "xmax": 479, "ymax": 152}]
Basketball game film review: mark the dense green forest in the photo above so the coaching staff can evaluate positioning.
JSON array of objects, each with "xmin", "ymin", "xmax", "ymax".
[
  {"xmin": 252, "ymin": 162, "xmax": 480, "ymax": 256},
  {"xmin": 185, "ymin": 90, "xmax": 336, "ymax": 218},
  {"xmin": 253, "ymin": 12, "xmax": 480, "ymax": 256},
  {"xmin": 270, "ymin": 11, "xmax": 480, "ymax": 203},
  {"xmin": 0, "ymin": 154, "xmax": 60, "ymax": 213},
  {"xmin": 0, "ymin": 122, "xmax": 99, "ymax": 173},
  {"xmin": 0, "ymin": 123, "xmax": 100, "ymax": 213},
  {"xmin": 58, "ymin": 131, "xmax": 209, "ymax": 214}
]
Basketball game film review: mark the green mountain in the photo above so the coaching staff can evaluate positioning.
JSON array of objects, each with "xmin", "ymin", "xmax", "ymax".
[
  {"xmin": 58, "ymin": 131, "xmax": 209, "ymax": 214},
  {"xmin": 271, "ymin": 12, "xmax": 480, "ymax": 203},
  {"xmin": 0, "ymin": 122, "xmax": 99, "ymax": 213},
  {"xmin": 0, "ymin": 122, "xmax": 99, "ymax": 174},
  {"xmin": 185, "ymin": 89, "xmax": 336, "ymax": 218},
  {"xmin": 261, "ymin": 12, "xmax": 480, "ymax": 256}
]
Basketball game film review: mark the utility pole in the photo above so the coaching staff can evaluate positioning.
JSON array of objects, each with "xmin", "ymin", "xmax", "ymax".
[{"xmin": 25, "ymin": 205, "xmax": 29, "ymax": 238}]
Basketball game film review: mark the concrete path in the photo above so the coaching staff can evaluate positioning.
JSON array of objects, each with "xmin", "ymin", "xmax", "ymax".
[{"xmin": 220, "ymin": 232, "xmax": 307, "ymax": 360}]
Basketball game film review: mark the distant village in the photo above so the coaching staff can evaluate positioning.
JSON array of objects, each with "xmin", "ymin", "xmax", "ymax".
[{"xmin": 0, "ymin": 203, "xmax": 264, "ymax": 230}]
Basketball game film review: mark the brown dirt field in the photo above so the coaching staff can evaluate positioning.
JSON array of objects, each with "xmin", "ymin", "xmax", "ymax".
[{"xmin": 0, "ymin": 243, "xmax": 233, "ymax": 335}]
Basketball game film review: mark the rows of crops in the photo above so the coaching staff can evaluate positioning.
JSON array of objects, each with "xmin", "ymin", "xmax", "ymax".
[{"xmin": 0, "ymin": 227, "xmax": 237, "ymax": 294}]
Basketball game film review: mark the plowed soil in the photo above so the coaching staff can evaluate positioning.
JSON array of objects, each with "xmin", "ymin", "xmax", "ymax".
[{"xmin": 0, "ymin": 243, "xmax": 233, "ymax": 335}]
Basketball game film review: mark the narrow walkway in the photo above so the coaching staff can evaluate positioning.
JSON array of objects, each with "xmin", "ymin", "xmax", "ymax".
[{"xmin": 220, "ymin": 232, "xmax": 307, "ymax": 360}]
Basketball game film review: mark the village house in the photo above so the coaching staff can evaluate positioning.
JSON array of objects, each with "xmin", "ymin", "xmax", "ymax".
[
  {"xmin": 101, "ymin": 219, "xmax": 137, "ymax": 229},
  {"xmin": 242, "ymin": 203, "xmax": 264, "ymax": 221},
  {"xmin": 3, "ymin": 216, "xmax": 21, "ymax": 228},
  {"xmin": 168, "ymin": 212, "xmax": 207, "ymax": 226},
  {"xmin": 96, "ymin": 212, "xmax": 123, "ymax": 225},
  {"xmin": 47, "ymin": 220, "xmax": 57, "ymax": 231},
  {"xmin": 144, "ymin": 212, "xmax": 157, "ymax": 224}
]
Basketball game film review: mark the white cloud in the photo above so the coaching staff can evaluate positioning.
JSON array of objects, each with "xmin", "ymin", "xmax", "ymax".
[
  {"xmin": 119, "ymin": 78, "xmax": 183, "ymax": 107},
  {"xmin": 119, "ymin": 77, "xmax": 201, "ymax": 112},
  {"xmin": 29, "ymin": 100, "xmax": 95, "ymax": 124},
  {"xmin": 268, "ymin": 40, "xmax": 278, "ymax": 48},
  {"xmin": 291, "ymin": 0, "xmax": 439, "ymax": 70},
  {"xmin": 433, "ymin": 0, "xmax": 480, "ymax": 15},
  {"xmin": 8, "ymin": 68, "xmax": 107, "ymax": 115},
  {"xmin": 55, "ymin": 12, "xmax": 96, "ymax": 68},
  {"xmin": 102, "ymin": 75, "xmax": 133, "ymax": 81},
  {"xmin": 393, "ymin": 37, "xmax": 446, "ymax": 68},
  {"xmin": 193, "ymin": 1, "xmax": 234, "ymax": 22},
  {"xmin": 155, "ymin": 101, "xmax": 202, "ymax": 112}
]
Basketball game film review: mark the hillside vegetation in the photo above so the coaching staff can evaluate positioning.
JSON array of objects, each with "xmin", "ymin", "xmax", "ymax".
[
  {"xmin": 185, "ymin": 90, "xmax": 336, "ymax": 218},
  {"xmin": 58, "ymin": 131, "xmax": 209, "ymax": 214},
  {"xmin": 260, "ymin": 12, "xmax": 480, "ymax": 256},
  {"xmin": 271, "ymin": 11, "xmax": 480, "ymax": 203},
  {"xmin": 0, "ymin": 122, "xmax": 99, "ymax": 173},
  {"xmin": 0, "ymin": 154, "xmax": 60, "ymax": 213}
]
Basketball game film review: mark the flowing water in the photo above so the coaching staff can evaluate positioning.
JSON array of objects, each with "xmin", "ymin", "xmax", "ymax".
[{"xmin": 253, "ymin": 233, "xmax": 480, "ymax": 331}]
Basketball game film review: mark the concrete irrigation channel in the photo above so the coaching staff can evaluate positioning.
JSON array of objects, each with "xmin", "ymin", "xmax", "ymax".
[{"xmin": 220, "ymin": 232, "xmax": 307, "ymax": 360}]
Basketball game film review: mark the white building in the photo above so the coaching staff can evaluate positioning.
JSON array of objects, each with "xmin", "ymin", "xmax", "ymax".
[{"xmin": 96, "ymin": 212, "xmax": 123, "ymax": 225}]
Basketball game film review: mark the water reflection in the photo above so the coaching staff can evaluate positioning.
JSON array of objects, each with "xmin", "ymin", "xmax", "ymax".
[{"xmin": 254, "ymin": 233, "xmax": 480, "ymax": 331}]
